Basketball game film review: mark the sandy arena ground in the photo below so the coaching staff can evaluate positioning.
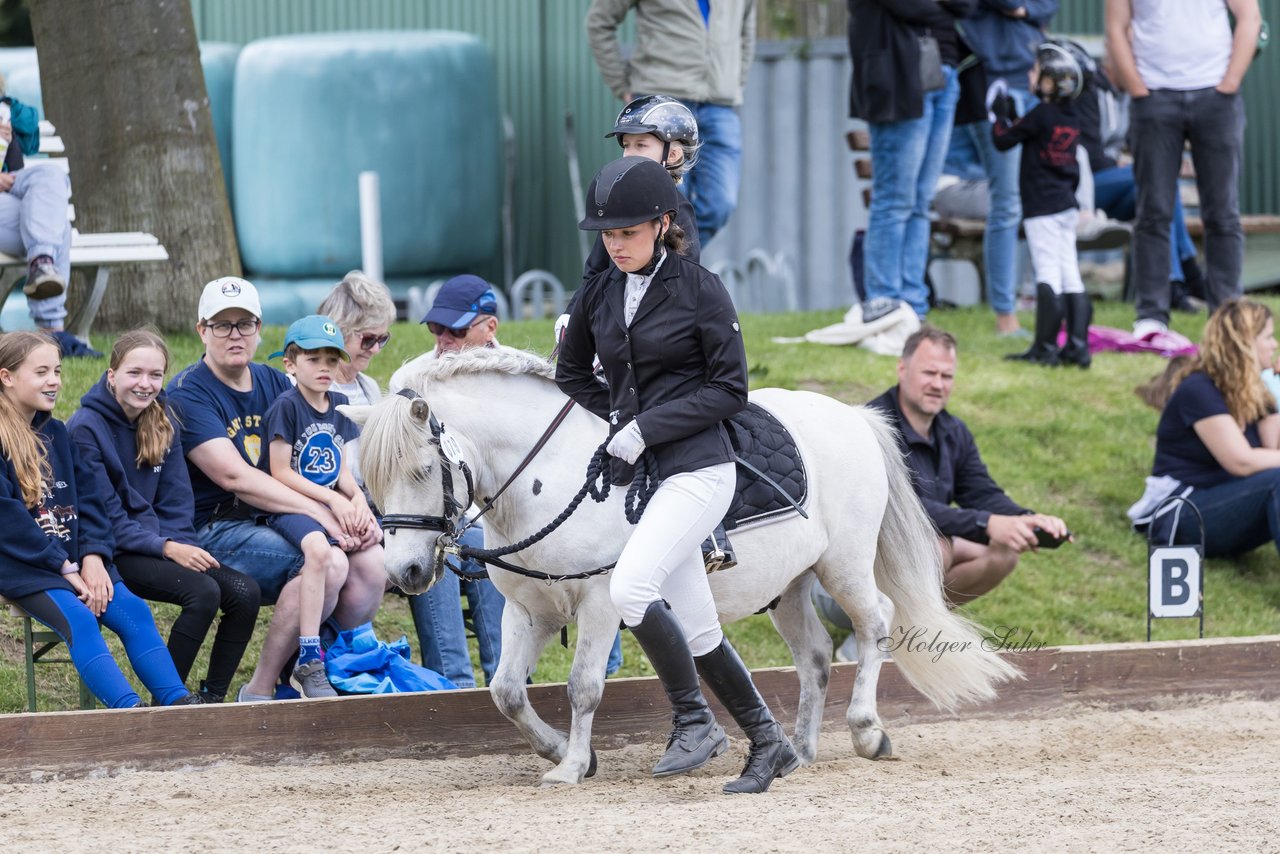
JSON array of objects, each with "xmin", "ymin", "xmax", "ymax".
[{"xmin": 1, "ymin": 696, "xmax": 1276, "ymax": 853}]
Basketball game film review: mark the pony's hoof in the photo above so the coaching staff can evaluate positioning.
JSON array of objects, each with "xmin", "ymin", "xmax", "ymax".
[
  {"xmin": 539, "ymin": 769, "xmax": 582, "ymax": 788},
  {"xmin": 851, "ymin": 726, "xmax": 893, "ymax": 760},
  {"xmin": 585, "ymin": 747, "xmax": 598, "ymax": 778}
]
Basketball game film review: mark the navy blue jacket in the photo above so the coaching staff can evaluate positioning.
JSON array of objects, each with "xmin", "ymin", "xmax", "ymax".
[
  {"xmin": 869, "ymin": 386, "xmax": 1028, "ymax": 543},
  {"xmin": 67, "ymin": 375, "xmax": 199, "ymax": 559},
  {"xmin": 0, "ymin": 412, "xmax": 117, "ymax": 599},
  {"xmin": 957, "ymin": 0, "xmax": 1057, "ymax": 83}
]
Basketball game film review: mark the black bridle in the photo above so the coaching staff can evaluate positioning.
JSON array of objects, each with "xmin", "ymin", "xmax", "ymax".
[
  {"xmin": 380, "ymin": 388, "xmax": 476, "ymax": 536},
  {"xmin": 380, "ymin": 388, "xmax": 629, "ymax": 584}
]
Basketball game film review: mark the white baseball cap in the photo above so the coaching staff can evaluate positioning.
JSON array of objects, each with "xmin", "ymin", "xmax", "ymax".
[{"xmin": 198, "ymin": 276, "xmax": 262, "ymax": 322}]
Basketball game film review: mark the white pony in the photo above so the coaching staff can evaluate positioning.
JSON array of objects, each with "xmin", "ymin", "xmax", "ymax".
[{"xmin": 346, "ymin": 346, "xmax": 1019, "ymax": 787}]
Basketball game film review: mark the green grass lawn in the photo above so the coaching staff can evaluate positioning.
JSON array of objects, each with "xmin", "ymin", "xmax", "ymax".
[{"xmin": 3, "ymin": 297, "xmax": 1279, "ymax": 712}]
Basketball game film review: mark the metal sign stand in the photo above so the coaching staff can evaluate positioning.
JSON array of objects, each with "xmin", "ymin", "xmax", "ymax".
[{"xmin": 1146, "ymin": 496, "xmax": 1205, "ymax": 642}]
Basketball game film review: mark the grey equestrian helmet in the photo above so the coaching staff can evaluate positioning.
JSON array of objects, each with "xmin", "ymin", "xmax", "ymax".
[
  {"xmin": 578, "ymin": 156, "xmax": 680, "ymax": 231},
  {"xmin": 606, "ymin": 94, "xmax": 700, "ymax": 172},
  {"xmin": 1035, "ymin": 41, "xmax": 1084, "ymax": 102}
]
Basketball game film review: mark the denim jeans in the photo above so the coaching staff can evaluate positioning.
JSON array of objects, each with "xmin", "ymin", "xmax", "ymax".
[
  {"xmin": 1131, "ymin": 87, "xmax": 1245, "ymax": 324},
  {"xmin": 676, "ymin": 100, "xmax": 742, "ymax": 244},
  {"xmin": 864, "ymin": 65, "xmax": 961, "ymax": 318},
  {"xmin": 0, "ymin": 164, "xmax": 72, "ymax": 327},
  {"xmin": 1093, "ymin": 163, "xmax": 1197, "ymax": 282},
  {"xmin": 944, "ymin": 85, "xmax": 1038, "ymax": 315},
  {"xmin": 1155, "ymin": 468, "xmax": 1280, "ymax": 559},
  {"xmin": 408, "ymin": 523, "xmax": 505, "ymax": 688},
  {"xmin": 198, "ymin": 518, "xmax": 304, "ymax": 605}
]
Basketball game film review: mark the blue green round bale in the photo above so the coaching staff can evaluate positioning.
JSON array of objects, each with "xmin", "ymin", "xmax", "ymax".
[
  {"xmin": 232, "ymin": 31, "xmax": 501, "ymax": 277},
  {"xmin": 200, "ymin": 42, "xmax": 240, "ymax": 204}
]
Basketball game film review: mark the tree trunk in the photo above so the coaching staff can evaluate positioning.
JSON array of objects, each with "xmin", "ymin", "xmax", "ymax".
[{"xmin": 28, "ymin": 0, "xmax": 239, "ymax": 332}]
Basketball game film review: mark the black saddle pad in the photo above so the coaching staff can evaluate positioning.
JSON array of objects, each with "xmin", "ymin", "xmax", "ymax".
[{"xmin": 723, "ymin": 402, "xmax": 808, "ymax": 530}]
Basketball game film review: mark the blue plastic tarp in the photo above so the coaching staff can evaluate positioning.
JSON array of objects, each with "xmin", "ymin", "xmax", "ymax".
[{"xmin": 324, "ymin": 622, "xmax": 458, "ymax": 694}]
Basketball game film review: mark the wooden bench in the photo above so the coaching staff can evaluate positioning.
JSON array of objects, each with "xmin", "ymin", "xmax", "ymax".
[
  {"xmin": 0, "ymin": 120, "xmax": 170, "ymax": 340},
  {"xmin": 1, "ymin": 595, "xmax": 95, "ymax": 712},
  {"xmin": 847, "ymin": 128, "xmax": 1134, "ymax": 303}
]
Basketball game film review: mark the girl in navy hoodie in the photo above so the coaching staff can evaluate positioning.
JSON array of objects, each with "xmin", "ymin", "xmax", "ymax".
[
  {"xmin": 0, "ymin": 331, "xmax": 197, "ymax": 708},
  {"xmin": 68, "ymin": 329, "xmax": 261, "ymax": 703}
]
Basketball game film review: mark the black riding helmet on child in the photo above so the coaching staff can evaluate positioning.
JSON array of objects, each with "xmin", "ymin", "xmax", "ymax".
[{"xmin": 580, "ymin": 156, "xmax": 682, "ymax": 276}]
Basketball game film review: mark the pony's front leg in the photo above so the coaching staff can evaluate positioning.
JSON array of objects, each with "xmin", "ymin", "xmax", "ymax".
[
  {"xmin": 539, "ymin": 592, "xmax": 618, "ymax": 787},
  {"xmin": 489, "ymin": 603, "xmax": 568, "ymax": 773},
  {"xmin": 767, "ymin": 573, "xmax": 830, "ymax": 765}
]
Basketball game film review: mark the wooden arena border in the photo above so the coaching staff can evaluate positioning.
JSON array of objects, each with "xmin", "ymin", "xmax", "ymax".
[{"xmin": 1, "ymin": 635, "xmax": 1276, "ymax": 781}]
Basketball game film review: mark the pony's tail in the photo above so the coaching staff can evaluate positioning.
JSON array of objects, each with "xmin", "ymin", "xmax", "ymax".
[{"xmin": 863, "ymin": 408, "xmax": 1022, "ymax": 711}]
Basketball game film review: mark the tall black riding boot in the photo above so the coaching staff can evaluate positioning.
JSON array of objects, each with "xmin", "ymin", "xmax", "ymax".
[
  {"xmin": 630, "ymin": 601, "xmax": 728, "ymax": 777},
  {"xmin": 1004, "ymin": 282, "xmax": 1063, "ymax": 366},
  {"xmin": 695, "ymin": 638, "xmax": 801, "ymax": 794},
  {"xmin": 1059, "ymin": 291, "xmax": 1093, "ymax": 369},
  {"xmin": 701, "ymin": 521, "xmax": 737, "ymax": 572}
]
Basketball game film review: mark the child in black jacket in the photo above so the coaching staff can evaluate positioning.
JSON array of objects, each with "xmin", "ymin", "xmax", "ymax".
[{"xmin": 992, "ymin": 42, "xmax": 1092, "ymax": 369}]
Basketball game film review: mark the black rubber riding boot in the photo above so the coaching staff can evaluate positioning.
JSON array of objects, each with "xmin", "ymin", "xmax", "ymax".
[
  {"xmin": 695, "ymin": 638, "xmax": 801, "ymax": 794},
  {"xmin": 1059, "ymin": 292, "xmax": 1093, "ymax": 369},
  {"xmin": 702, "ymin": 521, "xmax": 737, "ymax": 572},
  {"xmin": 1005, "ymin": 283, "xmax": 1063, "ymax": 366},
  {"xmin": 630, "ymin": 601, "xmax": 728, "ymax": 777}
]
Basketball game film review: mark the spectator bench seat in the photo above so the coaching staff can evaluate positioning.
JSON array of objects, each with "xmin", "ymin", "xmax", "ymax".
[{"xmin": 0, "ymin": 120, "xmax": 170, "ymax": 340}]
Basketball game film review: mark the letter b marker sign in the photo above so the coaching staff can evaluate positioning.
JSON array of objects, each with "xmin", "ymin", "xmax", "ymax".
[{"xmin": 1147, "ymin": 545, "xmax": 1203, "ymax": 640}]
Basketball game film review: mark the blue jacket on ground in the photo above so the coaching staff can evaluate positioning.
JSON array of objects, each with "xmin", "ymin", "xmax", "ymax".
[
  {"xmin": 67, "ymin": 375, "xmax": 200, "ymax": 559},
  {"xmin": 0, "ymin": 412, "xmax": 118, "ymax": 599},
  {"xmin": 958, "ymin": 0, "xmax": 1058, "ymax": 85}
]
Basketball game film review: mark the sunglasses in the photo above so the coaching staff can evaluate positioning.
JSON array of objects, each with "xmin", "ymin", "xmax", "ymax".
[
  {"xmin": 428, "ymin": 318, "xmax": 486, "ymax": 339},
  {"xmin": 357, "ymin": 331, "xmax": 392, "ymax": 351}
]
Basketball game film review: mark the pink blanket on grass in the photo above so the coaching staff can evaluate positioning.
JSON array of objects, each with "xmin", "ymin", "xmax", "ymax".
[{"xmin": 1056, "ymin": 326, "xmax": 1198, "ymax": 358}]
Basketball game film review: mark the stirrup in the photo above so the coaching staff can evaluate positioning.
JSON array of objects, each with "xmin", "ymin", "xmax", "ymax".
[{"xmin": 704, "ymin": 547, "xmax": 727, "ymax": 573}]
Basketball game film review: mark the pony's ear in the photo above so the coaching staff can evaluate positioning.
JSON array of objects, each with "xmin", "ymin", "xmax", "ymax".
[
  {"xmin": 410, "ymin": 398, "xmax": 430, "ymax": 421},
  {"xmin": 338, "ymin": 404, "xmax": 372, "ymax": 426}
]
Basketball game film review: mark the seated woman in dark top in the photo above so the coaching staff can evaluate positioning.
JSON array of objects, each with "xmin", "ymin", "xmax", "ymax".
[{"xmin": 1130, "ymin": 299, "xmax": 1280, "ymax": 556}]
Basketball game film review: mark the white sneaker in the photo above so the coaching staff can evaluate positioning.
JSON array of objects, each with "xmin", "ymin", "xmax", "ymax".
[
  {"xmin": 1133, "ymin": 318, "xmax": 1168, "ymax": 339},
  {"xmin": 834, "ymin": 634, "xmax": 859, "ymax": 664}
]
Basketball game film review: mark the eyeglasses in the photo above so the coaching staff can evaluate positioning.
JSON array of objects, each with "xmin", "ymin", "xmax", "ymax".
[
  {"xmin": 204, "ymin": 318, "xmax": 261, "ymax": 338},
  {"xmin": 358, "ymin": 331, "xmax": 392, "ymax": 351},
  {"xmin": 428, "ymin": 319, "xmax": 486, "ymax": 339}
]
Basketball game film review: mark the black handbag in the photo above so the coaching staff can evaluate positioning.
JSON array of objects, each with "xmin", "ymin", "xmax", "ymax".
[{"xmin": 919, "ymin": 32, "xmax": 945, "ymax": 92}]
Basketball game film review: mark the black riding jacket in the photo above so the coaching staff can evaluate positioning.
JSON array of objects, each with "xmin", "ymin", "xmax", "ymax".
[{"xmin": 556, "ymin": 253, "xmax": 747, "ymax": 480}]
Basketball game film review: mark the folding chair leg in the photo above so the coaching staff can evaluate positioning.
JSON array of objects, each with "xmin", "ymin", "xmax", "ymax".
[{"xmin": 23, "ymin": 616, "xmax": 37, "ymax": 713}]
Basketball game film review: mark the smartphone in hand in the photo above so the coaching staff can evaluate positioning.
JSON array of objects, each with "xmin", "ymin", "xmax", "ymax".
[{"xmin": 1034, "ymin": 527, "xmax": 1071, "ymax": 549}]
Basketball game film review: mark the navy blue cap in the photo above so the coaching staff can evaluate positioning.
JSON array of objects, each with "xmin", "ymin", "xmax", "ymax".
[{"xmin": 422, "ymin": 275, "xmax": 499, "ymax": 328}]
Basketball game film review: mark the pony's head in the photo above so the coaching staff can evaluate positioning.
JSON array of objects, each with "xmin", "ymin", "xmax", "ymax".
[{"xmin": 343, "ymin": 390, "xmax": 472, "ymax": 594}]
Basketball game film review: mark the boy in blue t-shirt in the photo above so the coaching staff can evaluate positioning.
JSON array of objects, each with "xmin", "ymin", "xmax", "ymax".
[{"xmin": 263, "ymin": 315, "xmax": 381, "ymax": 698}]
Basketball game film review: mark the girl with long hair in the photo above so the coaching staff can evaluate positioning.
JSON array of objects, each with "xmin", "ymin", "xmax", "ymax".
[
  {"xmin": 0, "ymin": 331, "xmax": 198, "ymax": 707},
  {"xmin": 68, "ymin": 329, "xmax": 261, "ymax": 703},
  {"xmin": 1132, "ymin": 299, "xmax": 1280, "ymax": 556}
]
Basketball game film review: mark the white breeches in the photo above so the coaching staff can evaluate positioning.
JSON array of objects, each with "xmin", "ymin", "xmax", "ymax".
[{"xmin": 610, "ymin": 461, "xmax": 735, "ymax": 656}]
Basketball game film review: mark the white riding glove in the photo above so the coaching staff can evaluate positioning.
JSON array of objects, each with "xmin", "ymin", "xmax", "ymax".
[
  {"xmin": 606, "ymin": 419, "xmax": 646, "ymax": 465},
  {"xmin": 554, "ymin": 313, "xmax": 571, "ymax": 344}
]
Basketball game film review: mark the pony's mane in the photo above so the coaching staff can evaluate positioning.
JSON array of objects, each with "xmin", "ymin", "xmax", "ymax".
[
  {"xmin": 413, "ymin": 345, "xmax": 556, "ymax": 386},
  {"xmin": 362, "ymin": 346, "xmax": 556, "ymax": 501}
]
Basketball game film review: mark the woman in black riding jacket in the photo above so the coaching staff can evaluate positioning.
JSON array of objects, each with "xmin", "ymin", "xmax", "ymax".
[{"xmin": 556, "ymin": 156, "xmax": 799, "ymax": 795}]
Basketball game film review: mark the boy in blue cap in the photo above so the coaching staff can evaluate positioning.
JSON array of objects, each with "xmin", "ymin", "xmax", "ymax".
[{"xmin": 263, "ymin": 314, "xmax": 382, "ymax": 698}]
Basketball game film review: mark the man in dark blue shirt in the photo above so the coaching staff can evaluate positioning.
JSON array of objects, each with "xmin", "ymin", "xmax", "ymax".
[{"xmin": 868, "ymin": 327, "xmax": 1070, "ymax": 604}]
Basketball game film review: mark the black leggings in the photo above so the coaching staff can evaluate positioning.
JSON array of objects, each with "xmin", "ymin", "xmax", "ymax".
[{"xmin": 114, "ymin": 553, "xmax": 261, "ymax": 699}]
